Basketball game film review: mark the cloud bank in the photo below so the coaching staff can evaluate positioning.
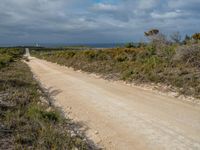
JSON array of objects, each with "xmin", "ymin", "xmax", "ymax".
[{"xmin": 0, "ymin": 0, "xmax": 199, "ymax": 44}]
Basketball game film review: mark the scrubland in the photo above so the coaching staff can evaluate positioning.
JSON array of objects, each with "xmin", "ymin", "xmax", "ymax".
[
  {"xmin": 31, "ymin": 42, "xmax": 200, "ymax": 98},
  {"xmin": 0, "ymin": 48, "xmax": 92, "ymax": 149}
]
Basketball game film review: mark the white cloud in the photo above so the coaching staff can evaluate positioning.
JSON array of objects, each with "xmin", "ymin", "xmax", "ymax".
[
  {"xmin": 92, "ymin": 3, "xmax": 118, "ymax": 11},
  {"xmin": 151, "ymin": 10, "xmax": 183, "ymax": 19}
]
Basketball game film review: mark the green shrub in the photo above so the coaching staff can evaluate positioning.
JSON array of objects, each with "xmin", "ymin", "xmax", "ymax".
[
  {"xmin": 125, "ymin": 42, "xmax": 135, "ymax": 48},
  {"xmin": 27, "ymin": 104, "xmax": 60, "ymax": 123},
  {"xmin": 83, "ymin": 50, "xmax": 97, "ymax": 61},
  {"xmin": 0, "ymin": 54, "xmax": 13, "ymax": 68},
  {"xmin": 96, "ymin": 50, "xmax": 110, "ymax": 60},
  {"xmin": 0, "ymin": 48, "xmax": 24, "ymax": 69},
  {"xmin": 121, "ymin": 69, "xmax": 134, "ymax": 81},
  {"xmin": 115, "ymin": 53, "xmax": 128, "ymax": 62}
]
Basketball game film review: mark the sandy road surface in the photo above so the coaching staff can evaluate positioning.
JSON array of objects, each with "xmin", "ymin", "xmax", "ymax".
[{"xmin": 26, "ymin": 49, "xmax": 200, "ymax": 150}]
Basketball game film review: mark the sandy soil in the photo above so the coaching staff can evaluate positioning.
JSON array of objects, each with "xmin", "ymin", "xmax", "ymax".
[{"xmin": 26, "ymin": 49, "xmax": 200, "ymax": 150}]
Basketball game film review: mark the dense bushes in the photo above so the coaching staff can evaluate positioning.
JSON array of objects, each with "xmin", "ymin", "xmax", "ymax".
[
  {"xmin": 32, "ymin": 44, "xmax": 200, "ymax": 98},
  {"xmin": 0, "ymin": 54, "xmax": 13, "ymax": 68},
  {"xmin": 0, "ymin": 48, "xmax": 24, "ymax": 68},
  {"xmin": 174, "ymin": 44, "xmax": 200, "ymax": 67}
]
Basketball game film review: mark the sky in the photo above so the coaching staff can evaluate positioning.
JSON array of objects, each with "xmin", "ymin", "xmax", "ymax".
[{"xmin": 0, "ymin": 0, "xmax": 199, "ymax": 45}]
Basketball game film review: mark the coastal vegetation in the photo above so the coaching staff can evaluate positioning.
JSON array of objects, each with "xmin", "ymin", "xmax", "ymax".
[{"xmin": 31, "ymin": 32, "xmax": 200, "ymax": 98}]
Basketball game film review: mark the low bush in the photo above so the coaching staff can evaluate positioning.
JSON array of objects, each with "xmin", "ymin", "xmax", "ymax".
[
  {"xmin": 0, "ymin": 54, "xmax": 13, "ymax": 68},
  {"xmin": 174, "ymin": 44, "xmax": 200, "ymax": 68},
  {"xmin": 125, "ymin": 42, "xmax": 135, "ymax": 48},
  {"xmin": 0, "ymin": 48, "xmax": 24, "ymax": 68}
]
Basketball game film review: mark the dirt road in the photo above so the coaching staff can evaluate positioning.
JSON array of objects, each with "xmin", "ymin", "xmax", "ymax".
[{"xmin": 26, "ymin": 50, "xmax": 200, "ymax": 150}]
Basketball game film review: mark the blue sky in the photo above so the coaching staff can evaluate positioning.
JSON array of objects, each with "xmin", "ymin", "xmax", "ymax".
[{"xmin": 0, "ymin": 0, "xmax": 199, "ymax": 45}]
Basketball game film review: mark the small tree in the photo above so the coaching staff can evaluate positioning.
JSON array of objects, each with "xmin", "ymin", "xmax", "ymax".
[
  {"xmin": 144, "ymin": 29, "xmax": 169, "ymax": 56},
  {"xmin": 144, "ymin": 29, "xmax": 159, "ymax": 37},
  {"xmin": 144, "ymin": 29, "xmax": 168, "ymax": 45}
]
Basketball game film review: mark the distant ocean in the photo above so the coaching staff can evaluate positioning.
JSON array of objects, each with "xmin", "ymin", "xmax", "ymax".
[
  {"xmin": 38, "ymin": 43, "xmax": 125, "ymax": 48},
  {"xmin": 0, "ymin": 43, "xmax": 125, "ymax": 48}
]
